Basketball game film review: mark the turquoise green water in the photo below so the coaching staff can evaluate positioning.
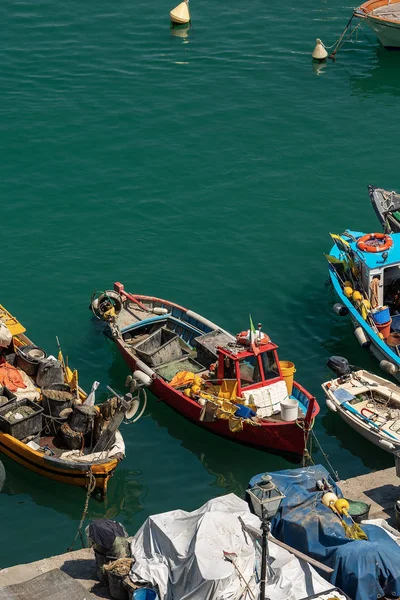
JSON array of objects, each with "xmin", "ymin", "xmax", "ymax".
[{"xmin": 1, "ymin": 0, "xmax": 399, "ymax": 568}]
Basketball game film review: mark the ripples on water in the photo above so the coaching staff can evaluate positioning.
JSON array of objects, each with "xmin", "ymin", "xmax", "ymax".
[{"xmin": 0, "ymin": 0, "xmax": 399, "ymax": 567}]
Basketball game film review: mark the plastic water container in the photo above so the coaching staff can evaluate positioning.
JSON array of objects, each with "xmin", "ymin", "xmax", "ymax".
[
  {"xmin": 280, "ymin": 398, "xmax": 298, "ymax": 422},
  {"xmin": 234, "ymin": 404, "xmax": 256, "ymax": 419},
  {"xmin": 372, "ymin": 306, "xmax": 390, "ymax": 325},
  {"xmin": 132, "ymin": 589, "xmax": 159, "ymax": 600}
]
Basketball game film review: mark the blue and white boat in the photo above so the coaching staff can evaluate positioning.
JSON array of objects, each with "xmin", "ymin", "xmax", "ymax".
[{"xmin": 327, "ymin": 230, "xmax": 400, "ymax": 380}]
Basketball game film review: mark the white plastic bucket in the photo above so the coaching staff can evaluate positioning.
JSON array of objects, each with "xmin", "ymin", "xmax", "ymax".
[{"xmin": 280, "ymin": 398, "xmax": 298, "ymax": 422}]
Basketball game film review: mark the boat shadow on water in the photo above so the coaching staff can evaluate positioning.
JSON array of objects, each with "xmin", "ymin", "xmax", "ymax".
[
  {"xmin": 321, "ymin": 411, "xmax": 394, "ymax": 471},
  {"xmin": 0, "ymin": 452, "xmax": 145, "ymax": 523},
  {"xmin": 349, "ymin": 50, "xmax": 400, "ymax": 98}
]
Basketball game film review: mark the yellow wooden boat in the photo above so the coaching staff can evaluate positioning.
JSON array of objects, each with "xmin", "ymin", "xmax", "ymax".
[{"xmin": 0, "ymin": 304, "xmax": 125, "ymax": 498}]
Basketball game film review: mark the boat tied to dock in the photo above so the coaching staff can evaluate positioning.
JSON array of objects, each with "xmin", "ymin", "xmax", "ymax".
[
  {"xmin": 323, "ymin": 355, "xmax": 400, "ymax": 454},
  {"xmin": 90, "ymin": 282, "xmax": 319, "ymax": 462},
  {"xmin": 0, "ymin": 303, "xmax": 144, "ymax": 497},
  {"xmin": 326, "ymin": 230, "xmax": 400, "ymax": 380}
]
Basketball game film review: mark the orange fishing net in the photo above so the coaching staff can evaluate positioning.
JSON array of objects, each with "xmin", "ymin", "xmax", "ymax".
[
  {"xmin": 170, "ymin": 371, "xmax": 198, "ymax": 388},
  {"xmin": 0, "ymin": 362, "xmax": 27, "ymax": 392}
]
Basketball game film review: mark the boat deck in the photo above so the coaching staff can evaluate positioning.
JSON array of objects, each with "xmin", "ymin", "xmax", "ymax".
[
  {"xmin": 331, "ymin": 374, "xmax": 400, "ymax": 441},
  {"xmin": 373, "ymin": 4, "xmax": 400, "ymax": 21},
  {"xmin": 116, "ymin": 303, "xmax": 153, "ymax": 330}
]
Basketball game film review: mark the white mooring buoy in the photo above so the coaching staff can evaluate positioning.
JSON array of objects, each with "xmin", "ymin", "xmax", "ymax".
[
  {"xmin": 312, "ymin": 38, "xmax": 328, "ymax": 61},
  {"xmin": 170, "ymin": 0, "xmax": 190, "ymax": 25}
]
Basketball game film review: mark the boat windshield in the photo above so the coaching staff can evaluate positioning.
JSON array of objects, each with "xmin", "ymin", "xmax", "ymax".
[
  {"xmin": 239, "ymin": 355, "xmax": 262, "ymax": 387},
  {"xmin": 260, "ymin": 350, "xmax": 280, "ymax": 381}
]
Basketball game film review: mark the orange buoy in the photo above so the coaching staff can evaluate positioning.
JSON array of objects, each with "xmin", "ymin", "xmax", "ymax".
[
  {"xmin": 357, "ymin": 233, "xmax": 393, "ymax": 253},
  {"xmin": 236, "ymin": 330, "xmax": 270, "ymax": 346}
]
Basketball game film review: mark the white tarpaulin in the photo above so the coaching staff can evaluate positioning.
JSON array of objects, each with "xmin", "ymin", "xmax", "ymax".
[{"xmin": 129, "ymin": 494, "xmax": 332, "ymax": 600}]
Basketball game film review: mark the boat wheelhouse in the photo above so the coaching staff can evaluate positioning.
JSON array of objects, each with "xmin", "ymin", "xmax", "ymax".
[{"xmin": 90, "ymin": 283, "xmax": 319, "ymax": 462}]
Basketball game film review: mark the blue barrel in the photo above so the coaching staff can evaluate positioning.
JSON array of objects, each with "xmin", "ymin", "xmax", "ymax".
[
  {"xmin": 132, "ymin": 589, "xmax": 159, "ymax": 600},
  {"xmin": 372, "ymin": 306, "xmax": 391, "ymax": 325}
]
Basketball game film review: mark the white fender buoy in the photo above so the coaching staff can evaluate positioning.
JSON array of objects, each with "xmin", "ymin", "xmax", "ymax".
[
  {"xmin": 133, "ymin": 370, "xmax": 152, "ymax": 387},
  {"xmin": 170, "ymin": 0, "xmax": 190, "ymax": 24},
  {"xmin": 326, "ymin": 399, "xmax": 337, "ymax": 412},
  {"xmin": 378, "ymin": 438, "xmax": 395, "ymax": 451},
  {"xmin": 354, "ymin": 327, "xmax": 371, "ymax": 348},
  {"xmin": 312, "ymin": 38, "xmax": 328, "ymax": 61},
  {"xmin": 379, "ymin": 359, "xmax": 399, "ymax": 376},
  {"xmin": 333, "ymin": 303, "xmax": 349, "ymax": 317},
  {"xmin": 153, "ymin": 307, "xmax": 169, "ymax": 315}
]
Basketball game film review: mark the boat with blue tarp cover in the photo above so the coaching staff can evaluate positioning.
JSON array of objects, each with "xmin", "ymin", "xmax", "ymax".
[
  {"xmin": 247, "ymin": 465, "xmax": 400, "ymax": 600},
  {"xmin": 327, "ymin": 229, "xmax": 400, "ymax": 380},
  {"xmin": 90, "ymin": 282, "xmax": 319, "ymax": 462}
]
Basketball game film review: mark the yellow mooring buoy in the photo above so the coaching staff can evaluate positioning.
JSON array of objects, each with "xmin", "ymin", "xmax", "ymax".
[
  {"xmin": 170, "ymin": 0, "xmax": 190, "ymax": 25},
  {"xmin": 312, "ymin": 38, "xmax": 328, "ymax": 61}
]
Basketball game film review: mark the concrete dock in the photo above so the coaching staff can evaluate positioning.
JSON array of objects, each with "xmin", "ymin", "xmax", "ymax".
[
  {"xmin": 0, "ymin": 548, "xmax": 111, "ymax": 600},
  {"xmin": 1, "ymin": 466, "xmax": 399, "ymax": 598},
  {"xmin": 340, "ymin": 466, "xmax": 399, "ymax": 526}
]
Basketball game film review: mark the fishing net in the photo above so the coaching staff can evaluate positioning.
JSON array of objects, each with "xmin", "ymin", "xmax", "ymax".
[{"xmin": 104, "ymin": 558, "xmax": 133, "ymax": 576}]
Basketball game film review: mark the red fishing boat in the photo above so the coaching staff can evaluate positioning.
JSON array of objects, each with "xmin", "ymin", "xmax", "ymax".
[{"xmin": 90, "ymin": 283, "xmax": 319, "ymax": 462}]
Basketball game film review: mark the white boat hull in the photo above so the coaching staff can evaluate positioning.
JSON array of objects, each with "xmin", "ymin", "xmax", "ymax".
[
  {"xmin": 322, "ymin": 370, "xmax": 400, "ymax": 455},
  {"xmin": 365, "ymin": 15, "xmax": 400, "ymax": 47},
  {"xmin": 336, "ymin": 403, "xmax": 399, "ymax": 453}
]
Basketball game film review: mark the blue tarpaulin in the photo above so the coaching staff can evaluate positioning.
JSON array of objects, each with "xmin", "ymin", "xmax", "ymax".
[{"xmin": 248, "ymin": 465, "xmax": 400, "ymax": 600}]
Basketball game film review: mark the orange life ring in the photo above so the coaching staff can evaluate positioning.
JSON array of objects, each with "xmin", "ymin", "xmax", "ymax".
[
  {"xmin": 236, "ymin": 330, "xmax": 270, "ymax": 346},
  {"xmin": 357, "ymin": 233, "xmax": 393, "ymax": 253}
]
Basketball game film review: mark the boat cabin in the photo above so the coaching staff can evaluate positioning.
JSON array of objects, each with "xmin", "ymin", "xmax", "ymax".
[
  {"xmin": 347, "ymin": 232, "xmax": 400, "ymax": 317},
  {"xmin": 216, "ymin": 343, "xmax": 281, "ymax": 397}
]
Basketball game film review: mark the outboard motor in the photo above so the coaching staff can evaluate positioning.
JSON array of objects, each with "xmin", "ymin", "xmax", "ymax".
[{"xmin": 326, "ymin": 356, "xmax": 352, "ymax": 378}]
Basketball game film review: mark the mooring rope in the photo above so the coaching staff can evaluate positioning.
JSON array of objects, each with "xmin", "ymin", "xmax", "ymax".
[
  {"xmin": 67, "ymin": 468, "xmax": 96, "ymax": 551},
  {"xmin": 311, "ymin": 430, "xmax": 340, "ymax": 481},
  {"xmin": 329, "ymin": 20, "xmax": 363, "ymax": 58},
  {"xmin": 297, "ymin": 417, "xmax": 340, "ymax": 481}
]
